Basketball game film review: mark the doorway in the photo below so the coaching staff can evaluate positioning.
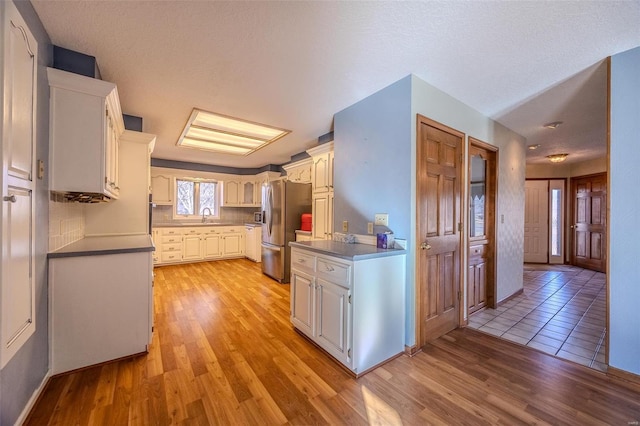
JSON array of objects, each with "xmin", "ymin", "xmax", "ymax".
[
  {"xmin": 467, "ymin": 139, "xmax": 497, "ymax": 315},
  {"xmin": 524, "ymin": 179, "xmax": 566, "ymax": 264},
  {"xmin": 416, "ymin": 115, "xmax": 463, "ymax": 346},
  {"xmin": 571, "ymin": 173, "xmax": 607, "ymax": 273}
]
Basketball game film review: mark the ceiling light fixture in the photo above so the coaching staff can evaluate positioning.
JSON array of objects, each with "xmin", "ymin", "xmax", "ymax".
[
  {"xmin": 546, "ymin": 153, "xmax": 569, "ymax": 163},
  {"xmin": 177, "ymin": 108, "xmax": 291, "ymax": 156},
  {"xmin": 528, "ymin": 144, "xmax": 541, "ymax": 150},
  {"xmin": 543, "ymin": 121, "xmax": 563, "ymax": 129}
]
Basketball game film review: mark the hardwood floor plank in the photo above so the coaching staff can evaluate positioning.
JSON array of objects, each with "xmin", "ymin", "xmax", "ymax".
[{"xmin": 25, "ymin": 260, "xmax": 640, "ymax": 425}]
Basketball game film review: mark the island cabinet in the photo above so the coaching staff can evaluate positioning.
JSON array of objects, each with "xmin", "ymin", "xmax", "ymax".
[{"xmin": 289, "ymin": 241, "xmax": 406, "ymax": 376}]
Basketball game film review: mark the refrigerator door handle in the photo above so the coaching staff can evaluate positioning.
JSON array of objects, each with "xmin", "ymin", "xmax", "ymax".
[
  {"xmin": 268, "ymin": 186, "xmax": 274, "ymax": 237},
  {"xmin": 261, "ymin": 243, "xmax": 281, "ymax": 252}
]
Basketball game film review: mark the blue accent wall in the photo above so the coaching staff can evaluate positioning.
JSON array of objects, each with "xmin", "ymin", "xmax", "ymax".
[
  {"xmin": 151, "ymin": 158, "xmax": 283, "ymax": 175},
  {"xmin": 1, "ymin": 1, "xmax": 51, "ymax": 424},
  {"xmin": 609, "ymin": 46, "xmax": 640, "ymax": 375}
]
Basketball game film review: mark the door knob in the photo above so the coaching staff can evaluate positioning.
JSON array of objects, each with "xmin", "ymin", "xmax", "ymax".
[
  {"xmin": 3, "ymin": 195, "xmax": 17, "ymax": 203},
  {"xmin": 420, "ymin": 242, "xmax": 431, "ymax": 250}
]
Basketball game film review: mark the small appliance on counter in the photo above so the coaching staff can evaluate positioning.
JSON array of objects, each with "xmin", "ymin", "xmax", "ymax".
[
  {"xmin": 300, "ymin": 213, "xmax": 312, "ymax": 232},
  {"xmin": 254, "ymin": 211, "xmax": 262, "ymax": 223}
]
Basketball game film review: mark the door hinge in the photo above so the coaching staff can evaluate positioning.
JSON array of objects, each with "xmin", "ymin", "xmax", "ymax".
[
  {"xmin": 348, "ymin": 348, "xmax": 352, "ymax": 358},
  {"xmin": 460, "ymin": 154, "xmax": 463, "ymax": 165},
  {"xmin": 348, "ymin": 294, "xmax": 352, "ymax": 304},
  {"xmin": 457, "ymin": 291, "xmax": 461, "ymax": 301},
  {"xmin": 458, "ymin": 222, "xmax": 463, "ymax": 232}
]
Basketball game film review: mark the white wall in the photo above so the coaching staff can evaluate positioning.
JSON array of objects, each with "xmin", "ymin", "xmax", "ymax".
[
  {"xmin": 526, "ymin": 156, "xmax": 606, "ymax": 179},
  {"xmin": 334, "ymin": 74, "xmax": 526, "ymax": 348},
  {"xmin": 609, "ymin": 47, "xmax": 640, "ymax": 375}
]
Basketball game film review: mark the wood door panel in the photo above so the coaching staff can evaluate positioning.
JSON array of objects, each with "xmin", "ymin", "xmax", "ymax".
[
  {"xmin": 417, "ymin": 116, "xmax": 462, "ymax": 346},
  {"xmin": 571, "ymin": 173, "xmax": 606, "ymax": 272}
]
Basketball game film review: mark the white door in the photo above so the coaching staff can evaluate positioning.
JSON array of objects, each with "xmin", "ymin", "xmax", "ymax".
[
  {"xmin": 312, "ymin": 193, "xmax": 329, "ymax": 240},
  {"xmin": 1, "ymin": 1, "xmax": 38, "ymax": 368},
  {"xmin": 315, "ymin": 278, "xmax": 349, "ymax": 365},
  {"xmin": 290, "ymin": 270, "xmax": 314, "ymax": 336},
  {"xmin": 524, "ymin": 180, "xmax": 549, "ymax": 263}
]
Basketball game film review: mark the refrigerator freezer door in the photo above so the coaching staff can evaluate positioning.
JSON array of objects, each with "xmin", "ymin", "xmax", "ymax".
[{"xmin": 261, "ymin": 242, "xmax": 284, "ymax": 282}]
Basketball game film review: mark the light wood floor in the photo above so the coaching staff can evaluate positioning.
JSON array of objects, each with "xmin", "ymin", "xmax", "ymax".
[{"xmin": 26, "ymin": 259, "xmax": 640, "ymax": 425}]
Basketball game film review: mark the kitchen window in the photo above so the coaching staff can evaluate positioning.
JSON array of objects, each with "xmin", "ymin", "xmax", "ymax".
[{"xmin": 174, "ymin": 178, "xmax": 219, "ymax": 219}]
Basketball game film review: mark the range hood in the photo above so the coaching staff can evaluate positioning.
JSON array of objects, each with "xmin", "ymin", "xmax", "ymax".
[{"xmin": 59, "ymin": 192, "xmax": 111, "ymax": 203}]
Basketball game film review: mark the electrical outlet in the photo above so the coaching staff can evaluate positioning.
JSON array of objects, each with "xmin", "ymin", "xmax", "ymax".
[
  {"xmin": 374, "ymin": 213, "xmax": 389, "ymax": 226},
  {"xmin": 342, "ymin": 220, "xmax": 348, "ymax": 232},
  {"xmin": 367, "ymin": 222, "xmax": 374, "ymax": 234}
]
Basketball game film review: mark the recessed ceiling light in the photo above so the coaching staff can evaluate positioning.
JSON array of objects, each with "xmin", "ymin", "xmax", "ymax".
[
  {"xmin": 543, "ymin": 121, "xmax": 563, "ymax": 129},
  {"xmin": 546, "ymin": 153, "xmax": 569, "ymax": 163},
  {"xmin": 177, "ymin": 109, "xmax": 291, "ymax": 156},
  {"xmin": 528, "ymin": 144, "xmax": 541, "ymax": 150}
]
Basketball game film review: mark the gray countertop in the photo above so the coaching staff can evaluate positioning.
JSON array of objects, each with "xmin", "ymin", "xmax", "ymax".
[
  {"xmin": 152, "ymin": 222, "xmax": 247, "ymax": 228},
  {"xmin": 48, "ymin": 235, "xmax": 155, "ymax": 259},
  {"xmin": 289, "ymin": 240, "xmax": 405, "ymax": 261}
]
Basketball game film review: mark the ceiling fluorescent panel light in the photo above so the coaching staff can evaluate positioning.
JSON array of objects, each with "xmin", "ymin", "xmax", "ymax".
[{"xmin": 177, "ymin": 109, "xmax": 290, "ymax": 155}]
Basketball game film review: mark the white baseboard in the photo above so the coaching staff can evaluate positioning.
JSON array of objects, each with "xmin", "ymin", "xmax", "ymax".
[{"xmin": 14, "ymin": 369, "xmax": 50, "ymax": 426}]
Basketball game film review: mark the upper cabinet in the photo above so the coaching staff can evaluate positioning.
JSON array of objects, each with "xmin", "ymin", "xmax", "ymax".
[
  {"xmin": 221, "ymin": 179, "xmax": 242, "ymax": 206},
  {"xmin": 283, "ymin": 158, "xmax": 312, "ymax": 184},
  {"xmin": 48, "ymin": 67, "xmax": 125, "ymax": 199},
  {"xmin": 151, "ymin": 174, "xmax": 173, "ymax": 205},
  {"xmin": 307, "ymin": 142, "xmax": 334, "ymax": 240},
  {"xmin": 221, "ymin": 172, "xmax": 280, "ymax": 207}
]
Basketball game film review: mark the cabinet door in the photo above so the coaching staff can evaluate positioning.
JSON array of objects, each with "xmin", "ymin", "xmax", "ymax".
[
  {"xmin": 105, "ymin": 105, "xmax": 120, "ymax": 198},
  {"xmin": 223, "ymin": 181, "xmax": 241, "ymax": 206},
  {"xmin": 222, "ymin": 233, "xmax": 244, "ymax": 257},
  {"xmin": 316, "ymin": 278, "xmax": 350, "ymax": 365},
  {"xmin": 241, "ymin": 181, "xmax": 255, "ymax": 205},
  {"xmin": 151, "ymin": 175, "xmax": 172, "ymax": 204},
  {"xmin": 290, "ymin": 270, "xmax": 314, "ymax": 337},
  {"xmin": 312, "ymin": 154, "xmax": 330, "ymax": 192},
  {"xmin": 203, "ymin": 235, "xmax": 222, "ymax": 259},
  {"xmin": 312, "ymin": 193, "xmax": 329, "ymax": 240},
  {"xmin": 328, "ymin": 150, "xmax": 334, "ymax": 190},
  {"xmin": 244, "ymin": 227, "xmax": 256, "ymax": 260},
  {"xmin": 182, "ymin": 235, "xmax": 202, "ymax": 260}
]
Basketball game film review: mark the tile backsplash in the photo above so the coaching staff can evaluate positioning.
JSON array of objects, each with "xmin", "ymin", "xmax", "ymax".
[
  {"xmin": 152, "ymin": 205, "xmax": 257, "ymax": 226},
  {"xmin": 49, "ymin": 193, "xmax": 85, "ymax": 251}
]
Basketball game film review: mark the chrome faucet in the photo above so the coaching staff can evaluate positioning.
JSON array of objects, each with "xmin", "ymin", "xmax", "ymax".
[{"xmin": 201, "ymin": 207, "xmax": 212, "ymax": 223}]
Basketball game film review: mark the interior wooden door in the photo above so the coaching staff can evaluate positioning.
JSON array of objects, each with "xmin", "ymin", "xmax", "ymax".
[
  {"xmin": 467, "ymin": 140, "xmax": 497, "ymax": 315},
  {"xmin": 524, "ymin": 180, "xmax": 549, "ymax": 263},
  {"xmin": 571, "ymin": 173, "xmax": 606, "ymax": 272},
  {"xmin": 416, "ymin": 115, "xmax": 462, "ymax": 346}
]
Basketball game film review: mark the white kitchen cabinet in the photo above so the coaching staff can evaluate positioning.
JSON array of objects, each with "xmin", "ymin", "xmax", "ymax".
[
  {"xmin": 221, "ymin": 180, "xmax": 242, "ymax": 206},
  {"xmin": 182, "ymin": 233, "xmax": 202, "ymax": 260},
  {"xmin": 152, "ymin": 229, "xmax": 161, "ymax": 264},
  {"xmin": 203, "ymin": 234, "xmax": 222, "ymax": 259},
  {"xmin": 222, "ymin": 229, "xmax": 244, "ymax": 257},
  {"xmin": 283, "ymin": 158, "xmax": 313, "ymax": 184},
  {"xmin": 49, "ymin": 241, "xmax": 153, "ymax": 375},
  {"xmin": 151, "ymin": 174, "xmax": 173, "ymax": 205},
  {"xmin": 241, "ymin": 180, "xmax": 257, "ymax": 206},
  {"xmin": 307, "ymin": 142, "xmax": 334, "ymax": 240},
  {"xmin": 289, "ymin": 244, "xmax": 405, "ymax": 376},
  {"xmin": 0, "ymin": 1, "xmax": 38, "ymax": 368},
  {"xmin": 312, "ymin": 192, "xmax": 333, "ymax": 240},
  {"xmin": 48, "ymin": 67, "xmax": 124, "ymax": 199}
]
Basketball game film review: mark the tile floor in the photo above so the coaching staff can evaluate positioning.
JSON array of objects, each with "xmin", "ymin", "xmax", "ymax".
[{"xmin": 468, "ymin": 264, "xmax": 607, "ymax": 371}]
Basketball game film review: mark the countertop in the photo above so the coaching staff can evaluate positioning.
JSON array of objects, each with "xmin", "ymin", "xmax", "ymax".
[
  {"xmin": 152, "ymin": 222, "xmax": 249, "ymax": 228},
  {"xmin": 289, "ymin": 240, "xmax": 405, "ymax": 261},
  {"xmin": 295, "ymin": 230, "xmax": 312, "ymax": 234},
  {"xmin": 48, "ymin": 235, "xmax": 155, "ymax": 259}
]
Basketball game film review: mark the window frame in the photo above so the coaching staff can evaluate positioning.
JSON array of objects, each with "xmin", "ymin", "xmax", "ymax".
[{"xmin": 173, "ymin": 177, "xmax": 220, "ymax": 220}]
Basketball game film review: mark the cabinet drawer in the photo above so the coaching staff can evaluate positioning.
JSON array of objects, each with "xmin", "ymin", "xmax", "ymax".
[
  {"xmin": 161, "ymin": 228, "xmax": 181, "ymax": 236},
  {"xmin": 469, "ymin": 244, "xmax": 486, "ymax": 258},
  {"xmin": 317, "ymin": 258, "xmax": 351, "ymax": 287},
  {"xmin": 222, "ymin": 227, "xmax": 242, "ymax": 233},
  {"xmin": 291, "ymin": 250, "xmax": 316, "ymax": 273},
  {"xmin": 162, "ymin": 243, "xmax": 182, "ymax": 252},
  {"xmin": 183, "ymin": 228, "xmax": 201, "ymax": 235},
  {"xmin": 161, "ymin": 252, "xmax": 182, "ymax": 263},
  {"xmin": 162, "ymin": 235, "xmax": 182, "ymax": 244},
  {"xmin": 202, "ymin": 227, "xmax": 221, "ymax": 234}
]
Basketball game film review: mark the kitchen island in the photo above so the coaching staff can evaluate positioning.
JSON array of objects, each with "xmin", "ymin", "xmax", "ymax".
[
  {"xmin": 288, "ymin": 240, "xmax": 406, "ymax": 376},
  {"xmin": 48, "ymin": 235, "xmax": 154, "ymax": 375}
]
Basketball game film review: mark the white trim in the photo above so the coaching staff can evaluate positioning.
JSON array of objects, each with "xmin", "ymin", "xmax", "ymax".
[
  {"xmin": 13, "ymin": 369, "xmax": 51, "ymax": 426},
  {"xmin": 306, "ymin": 141, "xmax": 334, "ymax": 157}
]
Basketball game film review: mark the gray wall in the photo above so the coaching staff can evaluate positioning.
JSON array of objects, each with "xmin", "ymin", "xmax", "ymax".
[
  {"xmin": 334, "ymin": 74, "xmax": 526, "ymax": 347},
  {"xmin": 609, "ymin": 46, "xmax": 640, "ymax": 375},
  {"xmin": 0, "ymin": 1, "xmax": 51, "ymax": 424}
]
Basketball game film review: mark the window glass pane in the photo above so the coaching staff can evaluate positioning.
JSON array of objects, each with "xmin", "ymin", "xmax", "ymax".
[
  {"xmin": 551, "ymin": 188, "xmax": 561, "ymax": 256},
  {"xmin": 469, "ymin": 155, "xmax": 486, "ymax": 238},
  {"xmin": 176, "ymin": 179, "xmax": 195, "ymax": 215},
  {"xmin": 199, "ymin": 182, "xmax": 216, "ymax": 214}
]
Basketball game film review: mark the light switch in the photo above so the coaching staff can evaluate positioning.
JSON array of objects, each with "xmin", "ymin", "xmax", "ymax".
[
  {"xmin": 342, "ymin": 220, "xmax": 348, "ymax": 232},
  {"xmin": 367, "ymin": 222, "xmax": 374, "ymax": 234}
]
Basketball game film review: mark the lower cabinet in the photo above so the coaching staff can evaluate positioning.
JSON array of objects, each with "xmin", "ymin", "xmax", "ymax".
[
  {"xmin": 154, "ymin": 226, "xmax": 245, "ymax": 265},
  {"xmin": 290, "ymin": 246, "xmax": 405, "ymax": 375}
]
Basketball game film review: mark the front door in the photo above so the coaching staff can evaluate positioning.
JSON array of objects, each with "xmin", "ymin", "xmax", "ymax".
[
  {"xmin": 524, "ymin": 180, "xmax": 549, "ymax": 263},
  {"xmin": 416, "ymin": 115, "xmax": 462, "ymax": 346},
  {"xmin": 571, "ymin": 173, "xmax": 606, "ymax": 272}
]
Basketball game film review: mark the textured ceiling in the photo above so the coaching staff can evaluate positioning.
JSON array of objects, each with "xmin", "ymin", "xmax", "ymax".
[{"xmin": 30, "ymin": 1, "xmax": 640, "ymax": 168}]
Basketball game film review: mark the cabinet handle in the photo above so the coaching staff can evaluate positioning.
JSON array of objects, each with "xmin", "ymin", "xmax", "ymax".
[
  {"xmin": 298, "ymin": 259, "xmax": 306, "ymax": 263},
  {"xmin": 3, "ymin": 195, "xmax": 17, "ymax": 203},
  {"xmin": 324, "ymin": 265, "xmax": 335, "ymax": 272}
]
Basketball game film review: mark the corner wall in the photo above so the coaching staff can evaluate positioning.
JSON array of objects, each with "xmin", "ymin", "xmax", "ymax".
[{"xmin": 609, "ymin": 46, "xmax": 640, "ymax": 375}]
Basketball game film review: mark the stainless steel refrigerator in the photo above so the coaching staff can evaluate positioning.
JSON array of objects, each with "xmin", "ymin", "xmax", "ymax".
[{"xmin": 261, "ymin": 180, "xmax": 312, "ymax": 283}]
